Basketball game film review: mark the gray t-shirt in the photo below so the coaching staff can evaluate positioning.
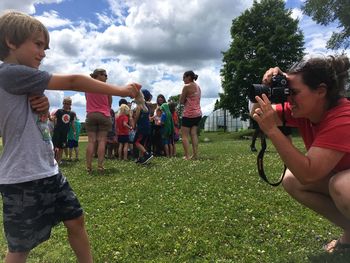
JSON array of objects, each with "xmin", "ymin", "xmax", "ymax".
[{"xmin": 0, "ymin": 63, "xmax": 59, "ymax": 184}]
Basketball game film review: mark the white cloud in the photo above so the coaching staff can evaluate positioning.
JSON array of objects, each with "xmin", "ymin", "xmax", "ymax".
[
  {"xmin": 290, "ymin": 8, "xmax": 303, "ymax": 20},
  {"xmin": 4, "ymin": 0, "xmax": 348, "ymax": 120},
  {"xmin": 201, "ymin": 98, "xmax": 217, "ymax": 116},
  {"xmin": 98, "ymin": 0, "xmax": 252, "ymax": 65},
  {"xmin": 0, "ymin": 0, "xmax": 64, "ymax": 14},
  {"xmin": 32, "ymin": 0, "xmax": 253, "ymax": 118},
  {"xmin": 298, "ymin": 16, "xmax": 342, "ymax": 55},
  {"xmin": 44, "ymin": 90, "xmax": 64, "ymax": 109},
  {"xmin": 70, "ymin": 93, "xmax": 86, "ymax": 108},
  {"xmin": 35, "ymin": 10, "xmax": 71, "ymax": 28}
]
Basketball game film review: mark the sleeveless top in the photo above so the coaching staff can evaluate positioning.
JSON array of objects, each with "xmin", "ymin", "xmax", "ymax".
[
  {"xmin": 183, "ymin": 84, "xmax": 202, "ymax": 118},
  {"xmin": 85, "ymin": 92, "xmax": 111, "ymax": 117}
]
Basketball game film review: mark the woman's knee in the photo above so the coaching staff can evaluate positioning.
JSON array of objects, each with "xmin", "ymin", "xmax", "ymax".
[
  {"xmin": 329, "ymin": 172, "xmax": 350, "ymax": 212},
  {"xmin": 282, "ymin": 172, "xmax": 300, "ymax": 196}
]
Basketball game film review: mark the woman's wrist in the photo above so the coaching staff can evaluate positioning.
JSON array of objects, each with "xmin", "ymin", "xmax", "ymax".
[{"xmin": 265, "ymin": 126, "xmax": 281, "ymax": 139}]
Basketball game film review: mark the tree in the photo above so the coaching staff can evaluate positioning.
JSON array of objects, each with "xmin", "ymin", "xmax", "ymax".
[
  {"xmin": 302, "ymin": 0, "xmax": 350, "ymax": 50},
  {"xmin": 214, "ymin": 99, "xmax": 221, "ymax": 110},
  {"xmin": 220, "ymin": 0, "xmax": 304, "ymax": 117},
  {"xmin": 168, "ymin": 94, "xmax": 180, "ymax": 103}
]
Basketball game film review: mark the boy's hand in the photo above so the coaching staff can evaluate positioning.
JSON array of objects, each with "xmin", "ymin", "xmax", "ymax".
[
  {"xmin": 134, "ymin": 89, "xmax": 149, "ymax": 112},
  {"xmin": 127, "ymin": 83, "xmax": 142, "ymax": 98},
  {"xmin": 29, "ymin": 95, "xmax": 50, "ymax": 113}
]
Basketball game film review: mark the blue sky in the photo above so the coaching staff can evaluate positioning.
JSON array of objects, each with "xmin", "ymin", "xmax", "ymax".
[{"xmin": 0, "ymin": 0, "xmax": 347, "ymax": 121}]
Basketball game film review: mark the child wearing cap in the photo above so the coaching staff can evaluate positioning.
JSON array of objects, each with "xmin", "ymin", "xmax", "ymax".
[{"xmin": 0, "ymin": 11, "xmax": 140, "ymax": 262}]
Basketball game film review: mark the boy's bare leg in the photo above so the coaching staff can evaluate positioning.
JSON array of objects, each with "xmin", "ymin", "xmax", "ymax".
[
  {"xmin": 64, "ymin": 148, "xmax": 69, "ymax": 160},
  {"xmin": 5, "ymin": 251, "xmax": 29, "ymax": 263},
  {"xmin": 164, "ymin": 144, "xmax": 169, "ymax": 157},
  {"xmin": 169, "ymin": 144, "xmax": 174, "ymax": 157},
  {"xmin": 74, "ymin": 147, "xmax": 79, "ymax": 160},
  {"xmin": 56, "ymin": 148, "xmax": 63, "ymax": 163},
  {"xmin": 64, "ymin": 216, "xmax": 93, "ymax": 263},
  {"xmin": 69, "ymin": 148, "xmax": 73, "ymax": 160}
]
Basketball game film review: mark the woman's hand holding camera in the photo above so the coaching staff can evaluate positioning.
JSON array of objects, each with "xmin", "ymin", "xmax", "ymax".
[
  {"xmin": 253, "ymin": 94, "xmax": 279, "ymax": 137},
  {"xmin": 262, "ymin": 67, "xmax": 285, "ymax": 85}
]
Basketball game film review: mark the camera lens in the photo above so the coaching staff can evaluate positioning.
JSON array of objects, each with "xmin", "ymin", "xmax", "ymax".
[{"xmin": 249, "ymin": 84, "xmax": 271, "ymax": 102}]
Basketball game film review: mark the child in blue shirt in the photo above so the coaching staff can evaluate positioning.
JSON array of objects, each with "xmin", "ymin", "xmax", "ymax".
[{"xmin": 67, "ymin": 116, "xmax": 81, "ymax": 161}]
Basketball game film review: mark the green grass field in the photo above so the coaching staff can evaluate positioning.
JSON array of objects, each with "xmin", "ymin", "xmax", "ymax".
[{"xmin": 0, "ymin": 132, "xmax": 349, "ymax": 262}]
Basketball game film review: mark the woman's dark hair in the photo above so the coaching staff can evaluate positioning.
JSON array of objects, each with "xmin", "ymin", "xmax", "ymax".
[
  {"xmin": 142, "ymin": 89, "xmax": 152, "ymax": 102},
  {"xmin": 156, "ymin": 94, "xmax": 166, "ymax": 106},
  {"xmin": 183, "ymin": 70, "xmax": 198, "ymax": 81},
  {"xmin": 288, "ymin": 54, "xmax": 350, "ymax": 108}
]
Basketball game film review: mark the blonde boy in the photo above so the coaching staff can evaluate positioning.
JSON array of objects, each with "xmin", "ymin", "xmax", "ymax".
[
  {"xmin": 0, "ymin": 11, "xmax": 140, "ymax": 263},
  {"xmin": 52, "ymin": 97, "xmax": 76, "ymax": 164}
]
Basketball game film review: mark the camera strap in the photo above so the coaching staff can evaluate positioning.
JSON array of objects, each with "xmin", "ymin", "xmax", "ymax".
[
  {"xmin": 257, "ymin": 137, "xmax": 287, "ymax": 186},
  {"xmin": 256, "ymin": 102, "xmax": 287, "ymax": 186}
]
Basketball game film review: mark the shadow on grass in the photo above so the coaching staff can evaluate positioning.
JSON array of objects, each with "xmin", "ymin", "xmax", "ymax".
[{"xmin": 308, "ymin": 252, "xmax": 350, "ymax": 263}]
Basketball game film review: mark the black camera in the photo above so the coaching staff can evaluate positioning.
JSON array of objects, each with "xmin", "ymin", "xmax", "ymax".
[{"xmin": 249, "ymin": 74, "xmax": 290, "ymax": 104}]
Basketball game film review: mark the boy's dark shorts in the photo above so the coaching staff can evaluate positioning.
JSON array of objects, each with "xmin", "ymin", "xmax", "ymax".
[
  {"xmin": 0, "ymin": 172, "xmax": 83, "ymax": 252},
  {"xmin": 134, "ymin": 132, "xmax": 150, "ymax": 147},
  {"xmin": 52, "ymin": 130, "xmax": 68, "ymax": 149},
  {"xmin": 67, "ymin": 139, "xmax": 78, "ymax": 148}
]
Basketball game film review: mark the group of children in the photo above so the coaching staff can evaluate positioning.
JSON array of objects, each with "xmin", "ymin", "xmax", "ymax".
[
  {"xmin": 106, "ymin": 90, "xmax": 180, "ymax": 164},
  {"xmin": 45, "ymin": 90, "xmax": 180, "ymax": 167}
]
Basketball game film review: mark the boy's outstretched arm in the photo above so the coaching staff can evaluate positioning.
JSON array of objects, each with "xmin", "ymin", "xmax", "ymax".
[{"xmin": 47, "ymin": 74, "xmax": 140, "ymax": 98}]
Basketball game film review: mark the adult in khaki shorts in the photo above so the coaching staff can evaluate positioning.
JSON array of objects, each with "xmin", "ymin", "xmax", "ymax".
[{"xmin": 85, "ymin": 68, "xmax": 113, "ymax": 173}]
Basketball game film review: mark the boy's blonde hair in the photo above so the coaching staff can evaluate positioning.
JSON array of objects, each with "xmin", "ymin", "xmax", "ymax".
[
  {"xmin": 63, "ymin": 97, "xmax": 72, "ymax": 104},
  {"xmin": 0, "ymin": 11, "xmax": 50, "ymax": 60},
  {"xmin": 118, "ymin": 104, "xmax": 130, "ymax": 116}
]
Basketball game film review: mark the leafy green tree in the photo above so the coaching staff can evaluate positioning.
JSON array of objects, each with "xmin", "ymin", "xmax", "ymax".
[
  {"xmin": 302, "ymin": 0, "xmax": 350, "ymax": 49},
  {"xmin": 168, "ymin": 94, "xmax": 180, "ymax": 103},
  {"xmin": 220, "ymin": 0, "xmax": 304, "ymax": 117},
  {"xmin": 214, "ymin": 99, "xmax": 221, "ymax": 110}
]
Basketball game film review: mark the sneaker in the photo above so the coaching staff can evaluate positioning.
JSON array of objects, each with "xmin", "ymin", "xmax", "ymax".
[
  {"xmin": 140, "ymin": 152, "xmax": 153, "ymax": 164},
  {"xmin": 250, "ymin": 146, "xmax": 257, "ymax": 152}
]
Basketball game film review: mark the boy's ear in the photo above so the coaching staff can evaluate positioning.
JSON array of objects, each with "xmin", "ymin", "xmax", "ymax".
[{"xmin": 5, "ymin": 38, "xmax": 17, "ymax": 50}]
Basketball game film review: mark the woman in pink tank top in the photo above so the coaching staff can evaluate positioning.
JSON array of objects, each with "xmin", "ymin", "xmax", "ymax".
[
  {"xmin": 179, "ymin": 70, "xmax": 202, "ymax": 160},
  {"xmin": 85, "ymin": 68, "xmax": 112, "ymax": 173}
]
